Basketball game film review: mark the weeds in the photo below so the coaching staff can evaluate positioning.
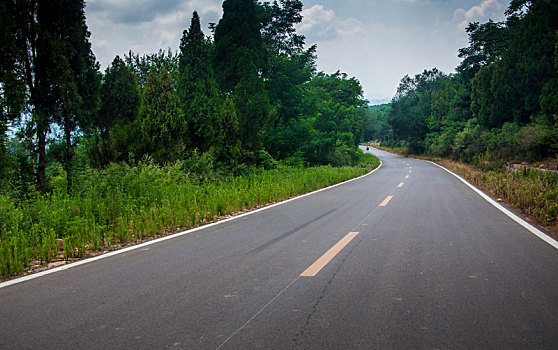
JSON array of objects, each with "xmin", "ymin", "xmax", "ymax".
[
  {"xmin": 0, "ymin": 162, "xmax": 377, "ymax": 279},
  {"xmin": 438, "ymin": 159, "xmax": 558, "ymax": 234}
]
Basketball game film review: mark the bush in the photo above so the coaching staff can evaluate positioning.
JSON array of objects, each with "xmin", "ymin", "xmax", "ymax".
[
  {"xmin": 255, "ymin": 150, "xmax": 277, "ymax": 170},
  {"xmin": 520, "ymin": 124, "xmax": 558, "ymax": 161},
  {"xmin": 452, "ymin": 119, "xmax": 485, "ymax": 162}
]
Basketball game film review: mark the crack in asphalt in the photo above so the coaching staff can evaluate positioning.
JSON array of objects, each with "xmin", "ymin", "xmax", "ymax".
[{"xmin": 292, "ymin": 242, "xmax": 360, "ymax": 348}]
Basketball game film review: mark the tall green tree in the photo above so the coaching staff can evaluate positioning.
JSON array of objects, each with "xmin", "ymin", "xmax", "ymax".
[
  {"xmin": 214, "ymin": 0, "xmax": 272, "ymax": 155},
  {"xmin": 0, "ymin": 1, "xmax": 24, "ymax": 189},
  {"xmin": 43, "ymin": 0, "xmax": 101, "ymax": 193},
  {"xmin": 213, "ymin": 0, "xmax": 267, "ymax": 93},
  {"xmin": 258, "ymin": 0, "xmax": 317, "ymax": 159},
  {"xmin": 457, "ymin": 20, "xmax": 510, "ymax": 82},
  {"xmin": 138, "ymin": 67, "xmax": 185, "ymax": 164},
  {"xmin": 0, "ymin": 1, "xmax": 25, "ymax": 135},
  {"xmin": 0, "ymin": 0, "xmax": 99, "ymax": 192},
  {"xmin": 0, "ymin": 0, "xmax": 50, "ymax": 192},
  {"xmin": 260, "ymin": 0, "xmax": 316, "ymax": 123},
  {"xmin": 260, "ymin": 0, "xmax": 306, "ymax": 56},
  {"xmin": 387, "ymin": 69, "xmax": 449, "ymax": 153},
  {"xmin": 178, "ymin": 11, "xmax": 222, "ymax": 152},
  {"xmin": 491, "ymin": 0, "xmax": 558, "ymax": 125},
  {"xmin": 233, "ymin": 49, "xmax": 272, "ymax": 154},
  {"xmin": 301, "ymin": 72, "xmax": 368, "ymax": 165},
  {"xmin": 97, "ymin": 56, "xmax": 140, "ymax": 165}
]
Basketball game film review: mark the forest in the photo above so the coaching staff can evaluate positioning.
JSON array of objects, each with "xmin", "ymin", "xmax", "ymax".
[
  {"xmin": 365, "ymin": 0, "xmax": 558, "ymax": 166},
  {"xmin": 0, "ymin": 0, "xmax": 371, "ymax": 196},
  {"xmin": 0, "ymin": 0, "xmax": 377, "ymax": 276}
]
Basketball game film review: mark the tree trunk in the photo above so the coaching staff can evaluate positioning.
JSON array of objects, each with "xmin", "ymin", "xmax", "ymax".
[
  {"xmin": 36, "ymin": 113, "xmax": 48, "ymax": 193},
  {"xmin": 64, "ymin": 120, "xmax": 73, "ymax": 194}
]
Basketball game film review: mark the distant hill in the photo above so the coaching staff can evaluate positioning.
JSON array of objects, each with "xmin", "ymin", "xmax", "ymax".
[{"xmin": 368, "ymin": 97, "xmax": 392, "ymax": 105}]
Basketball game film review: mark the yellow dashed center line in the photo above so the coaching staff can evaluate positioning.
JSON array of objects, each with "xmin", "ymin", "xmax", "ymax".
[
  {"xmin": 379, "ymin": 195, "xmax": 393, "ymax": 207},
  {"xmin": 397, "ymin": 182, "xmax": 404, "ymax": 188},
  {"xmin": 405, "ymin": 175, "xmax": 409, "ymax": 179},
  {"xmin": 300, "ymin": 232, "xmax": 359, "ymax": 277}
]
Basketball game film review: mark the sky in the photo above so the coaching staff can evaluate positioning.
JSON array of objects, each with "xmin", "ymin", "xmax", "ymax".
[{"xmin": 85, "ymin": 0, "xmax": 511, "ymax": 103}]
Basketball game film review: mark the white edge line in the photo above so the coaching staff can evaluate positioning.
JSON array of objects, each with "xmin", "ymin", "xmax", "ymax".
[
  {"xmin": 428, "ymin": 160, "xmax": 558, "ymax": 250},
  {"xmin": 0, "ymin": 162, "xmax": 383, "ymax": 289}
]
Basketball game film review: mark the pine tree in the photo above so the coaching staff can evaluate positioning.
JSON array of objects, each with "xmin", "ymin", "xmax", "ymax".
[
  {"xmin": 178, "ymin": 11, "xmax": 222, "ymax": 152},
  {"xmin": 44, "ymin": 0, "xmax": 101, "ymax": 193},
  {"xmin": 98, "ymin": 56, "xmax": 140, "ymax": 164},
  {"xmin": 213, "ymin": 0, "xmax": 266, "ymax": 93},
  {"xmin": 233, "ymin": 49, "xmax": 272, "ymax": 153},
  {"xmin": 214, "ymin": 0, "xmax": 272, "ymax": 155},
  {"xmin": 0, "ymin": 0, "xmax": 99, "ymax": 192},
  {"xmin": 139, "ymin": 67, "xmax": 184, "ymax": 164}
]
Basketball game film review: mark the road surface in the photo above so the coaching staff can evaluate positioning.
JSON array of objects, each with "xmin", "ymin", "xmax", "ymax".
[{"xmin": 1, "ymin": 147, "xmax": 557, "ymax": 349}]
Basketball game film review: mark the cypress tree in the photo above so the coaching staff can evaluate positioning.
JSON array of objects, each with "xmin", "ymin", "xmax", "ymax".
[
  {"xmin": 139, "ymin": 67, "xmax": 184, "ymax": 164},
  {"xmin": 233, "ymin": 49, "xmax": 272, "ymax": 153},
  {"xmin": 214, "ymin": 0, "xmax": 271, "ymax": 154},
  {"xmin": 98, "ymin": 56, "xmax": 140, "ymax": 165},
  {"xmin": 0, "ymin": 0, "xmax": 99, "ymax": 192},
  {"xmin": 213, "ymin": 0, "xmax": 266, "ymax": 93},
  {"xmin": 42, "ymin": 0, "xmax": 101, "ymax": 192},
  {"xmin": 178, "ymin": 11, "xmax": 222, "ymax": 152}
]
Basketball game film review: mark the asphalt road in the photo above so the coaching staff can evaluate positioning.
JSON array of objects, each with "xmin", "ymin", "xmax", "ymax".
[{"xmin": 1, "ymin": 147, "xmax": 557, "ymax": 349}]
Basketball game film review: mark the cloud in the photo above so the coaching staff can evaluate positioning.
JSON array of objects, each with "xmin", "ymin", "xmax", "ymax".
[
  {"xmin": 391, "ymin": 0, "xmax": 450, "ymax": 2},
  {"xmin": 87, "ymin": 0, "xmax": 184, "ymax": 24},
  {"xmin": 297, "ymin": 4, "xmax": 367, "ymax": 41},
  {"xmin": 453, "ymin": 0, "xmax": 505, "ymax": 29},
  {"xmin": 85, "ymin": 0, "xmax": 222, "ymax": 69},
  {"xmin": 297, "ymin": 5, "xmax": 334, "ymax": 33}
]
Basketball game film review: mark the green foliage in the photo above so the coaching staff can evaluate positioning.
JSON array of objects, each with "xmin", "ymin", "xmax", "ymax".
[
  {"xmin": 361, "ymin": 104, "xmax": 391, "ymax": 142},
  {"xmin": 96, "ymin": 56, "xmax": 140, "ymax": 165},
  {"xmin": 124, "ymin": 49, "xmax": 179, "ymax": 88},
  {"xmin": 178, "ymin": 12, "xmax": 223, "ymax": 153},
  {"xmin": 388, "ymin": 0, "xmax": 557, "ymax": 164},
  {"xmin": 138, "ymin": 67, "xmax": 185, "ymax": 164},
  {"xmin": 299, "ymin": 71, "xmax": 368, "ymax": 165},
  {"xmin": 0, "ymin": 1, "xmax": 26, "ymax": 127},
  {"xmin": 260, "ymin": 0, "xmax": 305, "ymax": 56},
  {"xmin": 0, "ymin": 162, "xmax": 377, "ymax": 278},
  {"xmin": 539, "ymin": 77, "xmax": 558, "ymax": 125},
  {"xmin": 0, "ymin": 0, "xmax": 380, "ymax": 278},
  {"xmin": 457, "ymin": 20, "xmax": 510, "ymax": 81},
  {"xmin": 388, "ymin": 69, "xmax": 449, "ymax": 151},
  {"xmin": 0, "ymin": 0, "xmax": 101, "ymax": 193},
  {"xmin": 519, "ymin": 123, "xmax": 558, "ymax": 161},
  {"xmin": 214, "ymin": 0, "xmax": 266, "ymax": 93},
  {"xmin": 234, "ymin": 49, "xmax": 272, "ymax": 153}
]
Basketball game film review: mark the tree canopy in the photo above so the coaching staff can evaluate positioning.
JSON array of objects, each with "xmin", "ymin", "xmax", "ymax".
[
  {"xmin": 1, "ymin": 2, "xmax": 372, "ymax": 196},
  {"xmin": 381, "ymin": 0, "xmax": 558, "ymax": 163}
]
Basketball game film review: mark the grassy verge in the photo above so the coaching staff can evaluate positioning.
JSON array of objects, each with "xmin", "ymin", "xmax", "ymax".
[
  {"xmin": 435, "ymin": 159, "xmax": 557, "ymax": 233},
  {"xmin": 374, "ymin": 146, "xmax": 558, "ymax": 236},
  {"xmin": 0, "ymin": 157, "xmax": 379, "ymax": 279}
]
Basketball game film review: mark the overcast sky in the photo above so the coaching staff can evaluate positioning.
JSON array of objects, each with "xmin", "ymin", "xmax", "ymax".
[{"xmin": 85, "ymin": 0, "xmax": 511, "ymax": 103}]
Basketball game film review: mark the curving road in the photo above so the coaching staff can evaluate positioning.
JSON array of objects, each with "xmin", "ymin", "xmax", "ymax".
[{"xmin": 1, "ymin": 147, "xmax": 557, "ymax": 349}]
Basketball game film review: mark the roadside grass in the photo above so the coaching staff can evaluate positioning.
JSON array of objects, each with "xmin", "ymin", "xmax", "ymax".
[
  {"xmin": 436, "ymin": 159, "xmax": 558, "ymax": 233},
  {"xmin": 0, "ymin": 157, "xmax": 379, "ymax": 279},
  {"xmin": 373, "ymin": 146, "xmax": 558, "ymax": 236}
]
